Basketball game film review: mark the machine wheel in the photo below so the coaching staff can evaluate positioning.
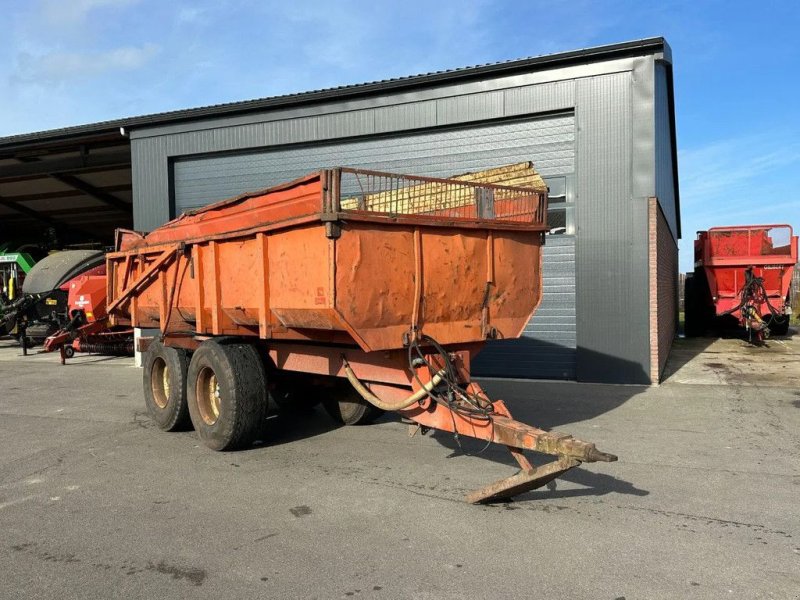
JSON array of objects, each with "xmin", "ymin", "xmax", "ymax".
[
  {"xmin": 143, "ymin": 340, "xmax": 191, "ymax": 431},
  {"xmin": 0, "ymin": 315, "xmax": 14, "ymax": 337},
  {"xmin": 684, "ymin": 273, "xmax": 702, "ymax": 337},
  {"xmin": 187, "ymin": 340, "xmax": 267, "ymax": 451},
  {"xmin": 766, "ymin": 315, "xmax": 790, "ymax": 336},
  {"xmin": 685, "ymin": 269, "xmax": 714, "ymax": 337},
  {"xmin": 322, "ymin": 383, "xmax": 384, "ymax": 426},
  {"xmin": 63, "ymin": 346, "xmax": 75, "ymax": 359},
  {"xmin": 270, "ymin": 374, "xmax": 321, "ymax": 414}
]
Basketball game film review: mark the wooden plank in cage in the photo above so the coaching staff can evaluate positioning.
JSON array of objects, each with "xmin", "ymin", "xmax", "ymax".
[{"xmin": 339, "ymin": 162, "xmax": 546, "ymax": 215}]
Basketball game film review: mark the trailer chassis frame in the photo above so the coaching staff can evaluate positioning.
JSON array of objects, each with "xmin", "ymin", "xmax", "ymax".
[{"xmin": 157, "ymin": 334, "xmax": 616, "ymax": 503}]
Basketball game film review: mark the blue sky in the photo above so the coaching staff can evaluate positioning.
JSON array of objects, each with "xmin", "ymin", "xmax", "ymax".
[{"xmin": 1, "ymin": 0, "xmax": 798, "ymax": 271}]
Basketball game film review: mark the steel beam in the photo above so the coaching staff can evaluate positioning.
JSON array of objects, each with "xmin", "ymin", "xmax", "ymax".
[
  {"xmin": 0, "ymin": 184, "xmax": 130, "ymax": 204},
  {"xmin": 0, "ymin": 151, "xmax": 130, "ymax": 180},
  {"xmin": 49, "ymin": 173, "xmax": 131, "ymax": 212},
  {"xmin": 0, "ymin": 193, "xmax": 94, "ymax": 237}
]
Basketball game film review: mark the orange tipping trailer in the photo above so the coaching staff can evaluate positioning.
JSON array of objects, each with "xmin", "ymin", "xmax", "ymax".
[{"xmin": 107, "ymin": 167, "xmax": 616, "ymax": 503}]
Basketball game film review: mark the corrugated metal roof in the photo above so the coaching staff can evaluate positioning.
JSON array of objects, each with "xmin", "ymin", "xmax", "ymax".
[{"xmin": 0, "ymin": 37, "xmax": 667, "ymax": 150}]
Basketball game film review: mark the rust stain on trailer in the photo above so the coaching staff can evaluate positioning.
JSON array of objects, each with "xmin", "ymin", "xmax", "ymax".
[
  {"xmin": 107, "ymin": 168, "xmax": 546, "ymax": 351},
  {"xmin": 106, "ymin": 165, "xmax": 617, "ymax": 503}
]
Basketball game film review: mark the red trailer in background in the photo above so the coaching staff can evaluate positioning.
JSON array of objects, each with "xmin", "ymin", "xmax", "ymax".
[{"xmin": 686, "ymin": 224, "xmax": 798, "ymax": 341}]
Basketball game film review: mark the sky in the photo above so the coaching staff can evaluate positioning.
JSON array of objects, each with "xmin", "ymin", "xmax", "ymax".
[{"xmin": 1, "ymin": 0, "xmax": 798, "ymax": 271}]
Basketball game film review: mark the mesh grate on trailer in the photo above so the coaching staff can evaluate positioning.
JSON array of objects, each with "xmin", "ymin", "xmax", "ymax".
[
  {"xmin": 336, "ymin": 168, "xmax": 546, "ymax": 225},
  {"xmin": 708, "ymin": 226, "xmax": 793, "ymax": 258}
]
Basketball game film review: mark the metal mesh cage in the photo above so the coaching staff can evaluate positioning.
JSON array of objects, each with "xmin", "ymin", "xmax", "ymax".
[
  {"xmin": 708, "ymin": 226, "xmax": 793, "ymax": 258},
  {"xmin": 336, "ymin": 168, "xmax": 546, "ymax": 225}
]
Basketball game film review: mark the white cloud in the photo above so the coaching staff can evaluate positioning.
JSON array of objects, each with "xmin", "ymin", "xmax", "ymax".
[
  {"xmin": 267, "ymin": 0, "xmax": 495, "ymax": 74},
  {"xmin": 38, "ymin": 0, "xmax": 140, "ymax": 25},
  {"xmin": 176, "ymin": 6, "xmax": 208, "ymax": 24},
  {"xmin": 679, "ymin": 133, "xmax": 800, "ymax": 208},
  {"xmin": 14, "ymin": 43, "xmax": 160, "ymax": 83},
  {"xmin": 677, "ymin": 132, "xmax": 800, "ymax": 271}
]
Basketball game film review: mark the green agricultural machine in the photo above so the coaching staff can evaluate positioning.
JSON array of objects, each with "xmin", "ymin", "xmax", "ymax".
[{"xmin": 0, "ymin": 243, "xmax": 39, "ymax": 335}]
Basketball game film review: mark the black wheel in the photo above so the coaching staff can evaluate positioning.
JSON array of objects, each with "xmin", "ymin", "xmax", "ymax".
[
  {"xmin": 0, "ymin": 316, "xmax": 14, "ymax": 337},
  {"xmin": 143, "ymin": 340, "xmax": 191, "ymax": 431},
  {"xmin": 685, "ymin": 269, "xmax": 715, "ymax": 337},
  {"xmin": 270, "ymin": 374, "xmax": 321, "ymax": 414},
  {"xmin": 187, "ymin": 340, "xmax": 267, "ymax": 451},
  {"xmin": 322, "ymin": 383, "xmax": 383, "ymax": 426},
  {"xmin": 765, "ymin": 315, "xmax": 790, "ymax": 336},
  {"xmin": 63, "ymin": 346, "xmax": 75, "ymax": 359},
  {"xmin": 684, "ymin": 273, "xmax": 701, "ymax": 337}
]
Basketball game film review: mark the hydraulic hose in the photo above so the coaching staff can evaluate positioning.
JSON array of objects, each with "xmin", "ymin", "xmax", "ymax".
[
  {"xmin": 720, "ymin": 267, "xmax": 787, "ymax": 321},
  {"xmin": 341, "ymin": 357, "xmax": 445, "ymax": 411}
]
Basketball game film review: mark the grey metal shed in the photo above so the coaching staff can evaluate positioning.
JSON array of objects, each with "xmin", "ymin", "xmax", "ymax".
[{"xmin": 127, "ymin": 37, "xmax": 680, "ymax": 384}]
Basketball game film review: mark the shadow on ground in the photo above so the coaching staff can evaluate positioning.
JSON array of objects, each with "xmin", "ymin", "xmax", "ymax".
[
  {"xmin": 3, "ymin": 330, "xmax": 728, "ymax": 502},
  {"xmin": 431, "ymin": 378, "xmax": 650, "ymax": 500},
  {"xmin": 247, "ymin": 343, "xmax": 658, "ymax": 501}
]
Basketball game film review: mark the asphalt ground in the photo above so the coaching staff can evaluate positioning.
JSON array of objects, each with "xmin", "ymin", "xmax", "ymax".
[{"xmin": 0, "ymin": 333, "xmax": 798, "ymax": 599}]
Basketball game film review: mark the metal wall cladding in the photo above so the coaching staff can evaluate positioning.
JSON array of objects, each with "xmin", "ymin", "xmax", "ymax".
[
  {"xmin": 654, "ymin": 62, "xmax": 678, "ymax": 240},
  {"xmin": 132, "ymin": 76, "xmax": 579, "ymax": 232},
  {"xmin": 130, "ymin": 48, "xmax": 680, "ymax": 384},
  {"xmin": 172, "ymin": 115, "xmax": 577, "ymax": 380},
  {"xmin": 575, "ymin": 71, "xmax": 650, "ymax": 384},
  {"xmin": 132, "ymin": 140, "xmax": 170, "ymax": 230},
  {"xmin": 473, "ymin": 236, "xmax": 577, "ymax": 379},
  {"xmin": 172, "ymin": 115, "xmax": 575, "ymax": 213}
]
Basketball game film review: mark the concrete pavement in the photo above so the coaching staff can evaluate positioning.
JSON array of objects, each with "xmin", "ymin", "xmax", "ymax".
[{"xmin": 0, "ymin": 335, "xmax": 798, "ymax": 599}]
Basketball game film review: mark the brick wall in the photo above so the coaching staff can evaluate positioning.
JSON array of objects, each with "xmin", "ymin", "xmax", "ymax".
[{"xmin": 648, "ymin": 197, "xmax": 679, "ymax": 383}]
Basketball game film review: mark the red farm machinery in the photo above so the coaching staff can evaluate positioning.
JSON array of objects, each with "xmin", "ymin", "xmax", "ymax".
[
  {"xmin": 43, "ymin": 265, "xmax": 134, "ymax": 362},
  {"xmin": 685, "ymin": 224, "xmax": 798, "ymax": 341},
  {"xmin": 0, "ymin": 250, "xmax": 106, "ymax": 349},
  {"xmin": 105, "ymin": 165, "xmax": 617, "ymax": 503}
]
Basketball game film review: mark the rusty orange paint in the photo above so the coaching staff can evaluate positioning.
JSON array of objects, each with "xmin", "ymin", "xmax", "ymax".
[
  {"xmin": 107, "ymin": 167, "xmax": 621, "ymax": 503},
  {"xmin": 108, "ymin": 169, "xmax": 546, "ymax": 352}
]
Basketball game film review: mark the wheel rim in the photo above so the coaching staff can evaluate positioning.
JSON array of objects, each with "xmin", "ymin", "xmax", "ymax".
[
  {"xmin": 336, "ymin": 388, "xmax": 365, "ymax": 421},
  {"xmin": 196, "ymin": 366, "xmax": 221, "ymax": 426},
  {"xmin": 339, "ymin": 397, "xmax": 360, "ymax": 420},
  {"xmin": 151, "ymin": 357, "xmax": 170, "ymax": 409}
]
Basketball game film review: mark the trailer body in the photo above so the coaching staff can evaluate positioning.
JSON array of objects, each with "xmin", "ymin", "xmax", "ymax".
[
  {"xmin": 108, "ymin": 169, "xmax": 543, "ymax": 350},
  {"xmin": 687, "ymin": 225, "xmax": 798, "ymax": 339},
  {"xmin": 107, "ymin": 166, "xmax": 616, "ymax": 503}
]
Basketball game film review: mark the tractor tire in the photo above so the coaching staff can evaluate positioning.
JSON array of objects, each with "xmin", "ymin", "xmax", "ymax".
[
  {"xmin": 187, "ymin": 340, "xmax": 267, "ymax": 451},
  {"xmin": 0, "ymin": 316, "xmax": 14, "ymax": 337},
  {"xmin": 271, "ymin": 379, "xmax": 320, "ymax": 414},
  {"xmin": 322, "ymin": 383, "xmax": 384, "ymax": 426},
  {"xmin": 684, "ymin": 273, "xmax": 701, "ymax": 337},
  {"xmin": 766, "ymin": 315, "xmax": 790, "ymax": 337},
  {"xmin": 143, "ymin": 340, "xmax": 191, "ymax": 431}
]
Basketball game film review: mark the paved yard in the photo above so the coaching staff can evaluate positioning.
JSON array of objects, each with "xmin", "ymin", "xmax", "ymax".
[{"xmin": 0, "ymin": 332, "xmax": 798, "ymax": 599}]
